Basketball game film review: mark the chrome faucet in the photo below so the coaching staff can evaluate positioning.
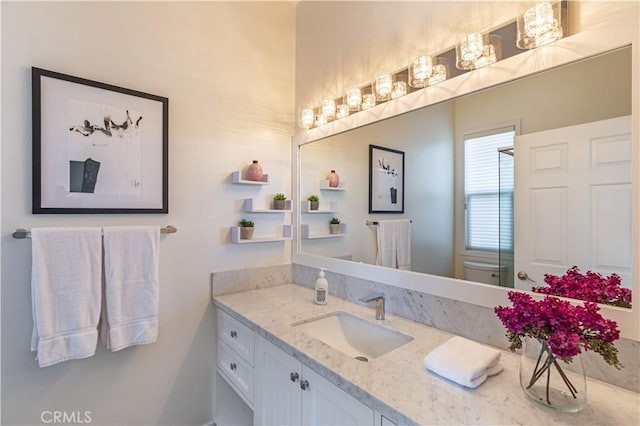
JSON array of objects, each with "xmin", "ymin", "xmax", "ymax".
[{"xmin": 359, "ymin": 293, "xmax": 385, "ymax": 320}]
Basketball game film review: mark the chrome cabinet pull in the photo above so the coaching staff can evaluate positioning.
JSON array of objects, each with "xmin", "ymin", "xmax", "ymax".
[
  {"xmin": 290, "ymin": 372, "xmax": 299, "ymax": 382},
  {"xmin": 300, "ymin": 379, "xmax": 309, "ymax": 390},
  {"xmin": 230, "ymin": 363, "xmax": 237, "ymax": 371},
  {"xmin": 230, "ymin": 330, "xmax": 237, "ymax": 338}
]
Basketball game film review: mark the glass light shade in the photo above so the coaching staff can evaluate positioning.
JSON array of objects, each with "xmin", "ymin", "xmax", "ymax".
[
  {"xmin": 475, "ymin": 35, "xmax": 502, "ymax": 69},
  {"xmin": 374, "ymin": 73, "xmax": 393, "ymax": 102},
  {"xmin": 336, "ymin": 104, "xmax": 350, "ymax": 119},
  {"xmin": 361, "ymin": 93, "xmax": 376, "ymax": 110},
  {"xmin": 321, "ymin": 98, "xmax": 336, "ymax": 119},
  {"xmin": 299, "ymin": 107, "xmax": 314, "ymax": 129},
  {"xmin": 409, "ymin": 55, "xmax": 433, "ymax": 88},
  {"xmin": 457, "ymin": 33, "xmax": 483, "ymax": 66},
  {"xmin": 315, "ymin": 113, "xmax": 328, "ymax": 127},
  {"xmin": 428, "ymin": 57, "xmax": 449, "ymax": 86},
  {"xmin": 391, "ymin": 75, "xmax": 407, "ymax": 99},
  {"xmin": 456, "ymin": 33, "xmax": 502, "ymax": 70},
  {"xmin": 517, "ymin": 2, "xmax": 563, "ymax": 49},
  {"xmin": 344, "ymin": 86, "xmax": 362, "ymax": 111}
]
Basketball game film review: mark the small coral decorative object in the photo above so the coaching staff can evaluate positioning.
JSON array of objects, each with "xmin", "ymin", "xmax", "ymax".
[
  {"xmin": 246, "ymin": 160, "xmax": 263, "ymax": 182},
  {"xmin": 327, "ymin": 170, "xmax": 340, "ymax": 188}
]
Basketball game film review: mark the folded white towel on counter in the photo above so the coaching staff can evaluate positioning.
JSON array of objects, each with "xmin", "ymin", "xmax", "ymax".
[
  {"xmin": 423, "ymin": 336, "xmax": 503, "ymax": 389},
  {"xmin": 30, "ymin": 227, "xmax": 102, "ymax": 367},
  {"xmin": 101, "ymin": 226, "xmax": 160, "ymax": 351}
]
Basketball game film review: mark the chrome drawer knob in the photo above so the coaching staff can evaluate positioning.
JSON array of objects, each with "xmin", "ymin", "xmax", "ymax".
[
  {"xmin": 290, "ymin": 372, "xmax": 299, "ymax": 382},
  {"xmin": 230, "ymin": 363, "xmax": 237, "ymax": 371},
  {"xmin": 230, "ymin": 330, "xmax": 237, "ymax": 338},
  {"xmin": 300, "ymin": 379, "xmax": 309, "ymax": 390}
]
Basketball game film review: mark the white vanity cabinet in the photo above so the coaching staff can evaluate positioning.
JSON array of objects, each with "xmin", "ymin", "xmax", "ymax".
[
  {"xmin": 254, "ymin": 335, "xmax": 374, "ymax": 426},
  {"xmin": 216, "ymin": 309, "xmax": 256, "ymax": 408}
]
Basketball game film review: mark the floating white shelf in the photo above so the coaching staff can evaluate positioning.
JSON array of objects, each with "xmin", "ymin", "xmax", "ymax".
[
  {"xmin": 243, "ymin": 198, "xmax": 292, "ymax": 213},
  {"xmin": 300, "ymin": 200, "xmax": 339, "ymax": 213},
  {"xmin": 230, "ymin": 225, "xmax": 292, "ymax": 244},
  {"xmin": 300, "ymin": 223, "xmax": 347, "ymax": 239},
  {"xmin": 319, "ymin": 179, "xmax": 347, "ymax": 191},
  {"xmin": 230, "ymin": 171, "xmax": 269, "ymax": 185}
]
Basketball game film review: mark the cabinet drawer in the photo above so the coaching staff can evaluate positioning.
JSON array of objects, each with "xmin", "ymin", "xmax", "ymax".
[
  {"xmin": 217, "ymin": 309, "xmax": 255, "ymax": 365},
  {"xmin": 217, "ymin": 340, "xmax": 254, "ymax": 404}
]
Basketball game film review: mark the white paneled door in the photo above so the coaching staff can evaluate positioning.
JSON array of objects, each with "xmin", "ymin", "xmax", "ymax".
[{"xmin": 514, "ymin": 116, "xmax": 632, "ymax": 288}]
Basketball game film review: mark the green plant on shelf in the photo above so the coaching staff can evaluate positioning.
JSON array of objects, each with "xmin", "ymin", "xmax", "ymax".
[
  {"xmin": 239, "ymin": 219, "xmax": 254, "ymax": 227},
  {"xmin": 330, "ymin": 217, "xmax": 340, "ymax": 224},
  {"xmin": 307, "ymin": 194, "xmax": 319, "ymax": 202},
  {"xmin": 273, "ymin": 193, "xmax": 287, "ymax": 201}
]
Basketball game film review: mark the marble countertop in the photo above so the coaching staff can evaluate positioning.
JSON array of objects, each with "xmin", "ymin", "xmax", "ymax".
[{"xmin": 212, "ymin": 284, "xmax": 640, "ymax": 425}]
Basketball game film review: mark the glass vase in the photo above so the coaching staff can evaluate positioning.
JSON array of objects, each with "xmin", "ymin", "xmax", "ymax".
[{"xmin": 519, "ymin": 337, "xmax": 587, "ymax": 412}]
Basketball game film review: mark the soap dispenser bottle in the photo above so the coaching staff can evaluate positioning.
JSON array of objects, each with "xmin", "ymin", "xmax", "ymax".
[{"xmin": 315, "ymin": 268, "xmax": 328, "ymax": 305}]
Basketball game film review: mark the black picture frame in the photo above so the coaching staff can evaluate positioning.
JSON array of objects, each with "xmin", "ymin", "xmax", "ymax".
[
  {"xmin": 369, "ymin": 144, "xmax": 405, "ymax": 213},
  {"xmin": 32, "ymin": 67, "xmax": 168, "ymax": 214}
]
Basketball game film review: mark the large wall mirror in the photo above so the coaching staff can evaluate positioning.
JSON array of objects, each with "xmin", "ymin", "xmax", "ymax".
[{"xmin": 293, "ymin": 23, "xmax": 639, "ymax": 340}]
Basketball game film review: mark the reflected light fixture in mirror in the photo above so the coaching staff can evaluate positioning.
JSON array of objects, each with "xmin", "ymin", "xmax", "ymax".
[{"xmin": 517, "ymin": 1, "xmax": 563, "ymax": 49}]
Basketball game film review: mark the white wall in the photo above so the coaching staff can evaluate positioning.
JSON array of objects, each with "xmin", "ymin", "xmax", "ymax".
[{"xmin": 1, "ymin": 2, "xmax": 294, "ymax": 425}]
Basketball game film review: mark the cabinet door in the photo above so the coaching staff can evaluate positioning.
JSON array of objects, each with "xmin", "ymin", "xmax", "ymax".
[
  {"xmin": 254, "ymin": 336, "xmax": 302, "ymax": 426},
  {"xmin": 301, "ymin": 366, "xmax": 374, "ymax": 426}
]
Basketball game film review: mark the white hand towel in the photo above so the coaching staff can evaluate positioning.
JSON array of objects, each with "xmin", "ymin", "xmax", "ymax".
[
  {"xmin": 31, "ymin": 227, "xmax": 102, "ymax": 367},
  {"xmin": 375, "ymin": 219, "xmax": 411, "ymax": 270},
  {"xmin": 423, "ymin": 336, "xmax": 503, "ymax": 389},
  {"xmin": 102, "ymin": 226, "xmax": 160, "ymax": 351}
]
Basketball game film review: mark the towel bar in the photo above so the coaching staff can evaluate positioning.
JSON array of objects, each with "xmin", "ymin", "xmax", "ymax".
[
  {"xmin": 365, "ymin": 220, "xmax": 412, "ymax": 226},
  {"xmin": 12, "ymin": 225, "xmax": 177, "ymax": 239}
]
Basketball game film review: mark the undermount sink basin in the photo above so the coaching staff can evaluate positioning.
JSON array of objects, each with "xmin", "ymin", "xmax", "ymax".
[{"xmin": 293, "ymin": 311, "xmax": 413, "ymax": 360}]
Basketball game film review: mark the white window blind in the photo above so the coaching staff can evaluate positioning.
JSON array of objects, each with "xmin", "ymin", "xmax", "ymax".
[{"xmin": 464, "ymin": 127, "xmax": 515, "ymax": 251}]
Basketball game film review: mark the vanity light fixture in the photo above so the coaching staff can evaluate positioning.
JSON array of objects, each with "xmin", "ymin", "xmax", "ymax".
[
  {"xmin": 409, "ymin": 55, "xmax": 433, "ymax": 88},
  {"xmin": 456, "ymin": 33, "xmax": 502, "ymax": 70},
  {"xmin": 391, "ymin": 74, "xmax": 408, "ymax": 99},
  {"xmin": 361, "ymin": 92, "xmax": 376, "ymax": 110},
  {"xmin": 336, "ymin": 103, "xmax": 350, "ymax": 119},
  {"xmin": 345, "ymin": 86, "xmax": 363, "ymax": 111},
  {"xmin": 321, "ymin": 98, "xmax": 336, "ymax": 119},
  {"xmin": 428, "ymin": 57, "xmax": 449, "ymax": 86},
  {"xmin": 374, "ymin": 73, "xmax": 393, "ymax": 102},
  {"xmin": 409, "ymin": 55, "xmax": 450, "ymax": 88},
  {"xmin": 315, "ymin": 113, "xmax": 329, "ymax": 127},
  {"xmin": 517, "ymin": 1, "xmax": 563, "ymax": 49},
  {"xmin": 300, "ymin": 107, "xmax": 315, "ymax": 129}
]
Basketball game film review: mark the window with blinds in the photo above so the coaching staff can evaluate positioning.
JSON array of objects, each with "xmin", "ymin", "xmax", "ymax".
[{"xmin": 464, "ymin": 127, "xmax": 515, "ymax": 252}]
